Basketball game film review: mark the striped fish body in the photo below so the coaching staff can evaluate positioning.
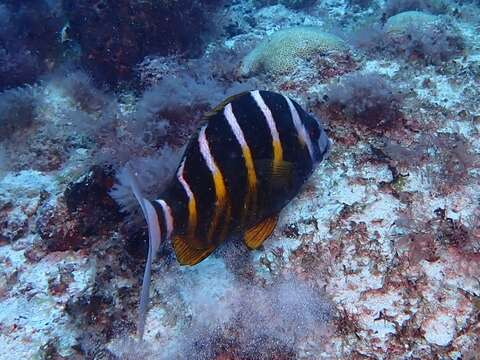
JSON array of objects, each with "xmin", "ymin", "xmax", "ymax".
[
  {"xmin": 134, "ymin": 90, "xmax": 330, "ymax": 338},
  {"xmin": 151, "ymin": 90, "xmax": 330, "ymax": 265}
]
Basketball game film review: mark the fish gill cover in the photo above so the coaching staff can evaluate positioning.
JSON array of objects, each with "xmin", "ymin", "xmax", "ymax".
[{"xmin": 0, "ymin": 0, "xmax": 479, "ymax": 359}]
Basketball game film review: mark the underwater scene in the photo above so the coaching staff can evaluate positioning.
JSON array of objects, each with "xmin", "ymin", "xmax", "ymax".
[{"xmin": 1, "ymin": 0, "xmax": 480, "ymax": 359}]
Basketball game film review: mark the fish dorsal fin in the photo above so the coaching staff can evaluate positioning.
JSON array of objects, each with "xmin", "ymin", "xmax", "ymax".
[
  {"xmin": 255, "ymin": 159, "xmax": 294, "ymax": 190},
  {"xmin": 173, "ymin": 235, "xmax": 216, "ymax": 265},
  {"xmin": 203, "ymin": 91, "xmax": 250, "ymax": 119},
  {"xmin": 244, "ymin": 215, "xmax": 279, "ymax": 250}
]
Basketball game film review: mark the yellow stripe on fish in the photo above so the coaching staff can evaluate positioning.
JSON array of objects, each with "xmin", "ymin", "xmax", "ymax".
[
  {"xmin": 198, "ymin": 125, "xmax": 229, "ymax": 243},
  {"xmin": 223, "ymin": 102, "xmax": 258, "ymax": 226},
  {"xmin": 176, "ymin": 159, "xmax": 197, "ymax": 239},
  {"xmin": 251, "ymin": 90, "xmax": 284, "ymax": 170}
]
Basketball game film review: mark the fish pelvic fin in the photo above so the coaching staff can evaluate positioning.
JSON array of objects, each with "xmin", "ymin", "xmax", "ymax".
[{"xmin": 173, "ymin": 235, "xmax": 215, "ymax": 265}]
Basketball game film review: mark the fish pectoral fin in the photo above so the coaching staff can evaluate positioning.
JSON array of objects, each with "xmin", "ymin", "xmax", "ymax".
[
  {"xmin": 172, "ymin": 235, "xmax": 215, "ymax": 266},
  {"xmin": 255, "ymin": 159, "xmax": 295, "ymax": 189},
  {"xmin": 244, "ymin": 215, "xmax": 279, "ymax": 250}
]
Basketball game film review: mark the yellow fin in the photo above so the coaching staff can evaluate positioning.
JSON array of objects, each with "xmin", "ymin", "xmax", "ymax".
[
  {"xmin": 244, "ymin": 215, "xmax": 278, "ymax": 250},
  {"xmin": 173, "ymin": 235, "xmax": 215, "ymax": 266},
  {"xmin": 203, "ymin": 91, "xmax": 250, "ymax": 119}
]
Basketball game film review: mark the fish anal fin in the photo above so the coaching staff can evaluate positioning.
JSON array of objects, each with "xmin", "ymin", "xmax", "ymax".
[
  {"xmin": 244, "ymin": 215, "xmax": 279, "ymax": 250},
  {"xmin": 173, "ymin": 235, "xmax": 215, "ymax": 266}
]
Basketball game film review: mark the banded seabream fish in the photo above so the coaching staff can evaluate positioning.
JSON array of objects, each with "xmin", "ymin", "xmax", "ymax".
[{"xmin": 124, "ymin": 90, "xmax": 331, "ymax": 339}]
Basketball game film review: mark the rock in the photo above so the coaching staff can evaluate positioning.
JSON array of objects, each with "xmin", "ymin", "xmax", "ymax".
[
  {"xmin": 422, "ymin": 312, "xmax": 456, "ymax": 346},
  {"xmin": 254, "ymin": 0, "xmax": 317, "ymax": 9},
  {"xmin": 384, "ymin": 11, "xmax": 440, "ymax": 37},
  {"xmin": 37, "ymin": 166, "xmax": 122, "ymax": 252},
  {"xmin": 64, "ymin": 165, "xmax": 122, "ymax": 231},
  {"xmin": 36, "ymin": 201, "xmax": 86, "ymax": 252},
  {"xmin": 0, "ymin": 1, "xmax": 63, "ymax": 90},
  {"xmin": 0, "ymin": 251, "xmax": 96, "ymax": 359},
  {"xmin": 0, "ymin": 171, "xmax": 55, "ymax": 244},
  {"xmin": 63, "ymin": 0, "xmax": 222, "ymax": 85},
  {"xmin": 240, "ymin": 26, "xmax": 349, "ymax": 77},
  {"xmin": 383, "ymin": 11, "xmax": 465, "ymax": 64}
]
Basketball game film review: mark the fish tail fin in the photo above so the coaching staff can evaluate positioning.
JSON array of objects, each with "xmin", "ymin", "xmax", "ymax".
[{"xmin": 123, "ymin": 165, "xmax": 162, "ymax": 341}]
